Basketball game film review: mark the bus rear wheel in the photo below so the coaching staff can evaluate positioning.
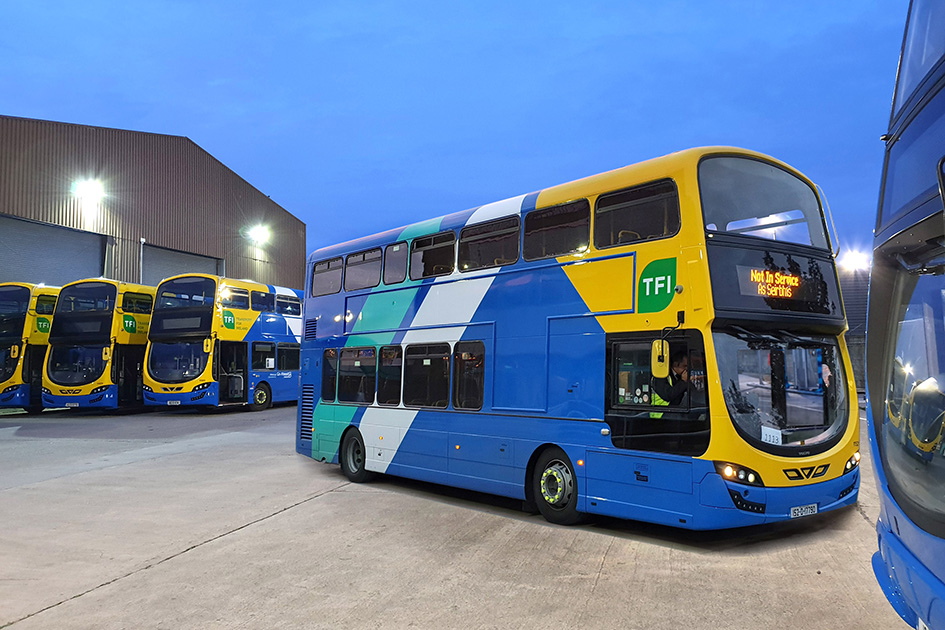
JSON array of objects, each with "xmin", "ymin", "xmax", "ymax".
[
  {"xmin": 250, "ymin": 383, "xmax": 271, "ymax": 411},
  {"xmin": 533, "ymin": 447, "xmax": 584, "ymax": 525},
  {"xmin": 340, "ymin": 428, "xmax": 374, "ymax": 483}
]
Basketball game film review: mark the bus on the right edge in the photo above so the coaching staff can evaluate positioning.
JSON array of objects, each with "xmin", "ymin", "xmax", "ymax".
[{"xmin": 869, "ymin": 2, "xmax": 945, "ymax": 628}]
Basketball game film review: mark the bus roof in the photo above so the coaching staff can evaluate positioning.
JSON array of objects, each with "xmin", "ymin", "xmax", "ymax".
[
  {"xmin": 156, "ymin": 273, "xmax": 301, "ymax": 298},
  {"xmin": 307, "ymin": 146, "xmax": 812, "ymax": 262}
]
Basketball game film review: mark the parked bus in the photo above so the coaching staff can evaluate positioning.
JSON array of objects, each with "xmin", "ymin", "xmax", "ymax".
[
  {"xmin": 143, "ymin": 274, "xmax": 303, "ymax": 410},
  {"xmin": 868, "ymin": 1, "xmax": 945, "ymax": 627},
  {"xmin": 42, "ymin": 279, "xmax": 155, "ymax": 410},
  {"xmin": 297, "ymin": 146, "xmax": 860, "ymax": 529},
  {"xmin": 0, "ymin": 283, "xmax": 59, "ymax": 413}
]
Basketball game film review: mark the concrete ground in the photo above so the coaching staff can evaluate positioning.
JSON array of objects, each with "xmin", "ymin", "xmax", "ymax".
[{"xmin": 0, "ymin": 404, "xmax": 903, "ymax": 630}]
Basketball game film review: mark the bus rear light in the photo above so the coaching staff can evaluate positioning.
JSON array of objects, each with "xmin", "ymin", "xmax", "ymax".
[{"xmin": 714, "ymin": 461, "xmax": 765, "ymax": 487}]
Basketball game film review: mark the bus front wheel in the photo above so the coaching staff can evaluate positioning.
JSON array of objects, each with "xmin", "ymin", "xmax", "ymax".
[
  {"xmin": 533, "ymin": 447, "xmax": 584, "ymax": 525},
  {"xmin": 340, "ymin": 428, "xmax": 375, "ymax": 483},
  {"xmin": 250, "ymin": 383, "xmax": 272, "ymax": 411}
]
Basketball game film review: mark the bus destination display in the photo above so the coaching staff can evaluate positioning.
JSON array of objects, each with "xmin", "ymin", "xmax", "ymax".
[{"xmin": 737, "ymin": 266, "xmax": 802, "ymax": 299}]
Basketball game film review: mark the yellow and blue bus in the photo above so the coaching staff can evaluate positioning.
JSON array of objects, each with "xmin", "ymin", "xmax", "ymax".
[
  {"xmin": 0, "ymin": 283, "xmax": 59, "ymax": 413},
  {"xmin": 143, "ymin": 274, "xmax": 303, "ymax": 410},
  {"xmin": 868, "ymin": 1, "xmax": 945, "ymax": 627},
  {"xmin": 297, "ymin": 146, "xmax": 860, "ymax": 529},
  {"xmin": 42, "ymin": 279, "xmax": 155, "ymax": 410}
]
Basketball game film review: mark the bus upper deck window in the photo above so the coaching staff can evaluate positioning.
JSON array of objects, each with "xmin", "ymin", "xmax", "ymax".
[
  {"xmin": 345, "ymin": 248, "xmax": 382, "ymax": 291},
  {"xmin": 410, "ymin": 232, "xmax": 456, "ymax": 280},
  {"xmin": 523, "ymin": 199, "xmax": 590, "ymax": 261},
  {"xmin": 384, "ymin": 242, "xmax": 408, "ymax": 285},
  {"xmin": 251, "ymin": 291, "xmax": 275, "ymax": 312},
  {"xmin": 276, "ymin": 296, "xmax": 301, "ymax": 316},
  {"xmin": 595, "ymin": 180, "xmax": 679, "ymax": 249},
  {"xmin": 221, "ymin": 288, "xmax": 250, "ymax": 310},
  {"xmin": 122, "ymin": 292, "xmax": 153, "ymax": 314},
  {"xmin": 459, "ymin": 217, "xmax": 520, "ymax": 272},
  {"xmin": 312, "ymin": 258, "xmax": 343, "ymax": 296}
]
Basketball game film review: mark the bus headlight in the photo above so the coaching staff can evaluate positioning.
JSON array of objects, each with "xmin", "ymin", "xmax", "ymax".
[
  {"xmin": 142, "ymin": 384, "xmax": 153, "ymax": 392},
  {"xmin": 192, "ymin": 382, "xmax": 212, "ymax": 392},
  {"xmin": 90, "ymin": 386, "xmax": 111, "ymax": 394},
  {"xmin": 714, "ymin": 461, "xmax": 765, "ymax": 487},
  {"xmin": 844, "ymin": 451, "xmax": 861, "ymax": 474},
  {"xmin": 2, "ymin": 385, "xmax": 20, "ymax": 394}
]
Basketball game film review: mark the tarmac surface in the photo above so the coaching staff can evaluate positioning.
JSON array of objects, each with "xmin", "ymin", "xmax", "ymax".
[{"xmin": 0, "ymin": 403, "xmax": 904, "ymax": 629}]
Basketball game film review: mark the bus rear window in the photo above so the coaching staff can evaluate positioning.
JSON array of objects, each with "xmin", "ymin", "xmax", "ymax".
[
  {"xmin": 700, "ymin": 157, "xmax": 828, "ymax": 250},
  {"xmin": 523, "ymin": 200, "xmax": 590, "ymax": 261}
]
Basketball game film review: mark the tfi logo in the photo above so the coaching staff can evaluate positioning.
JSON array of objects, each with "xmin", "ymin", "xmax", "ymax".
[
  {"xmin": 638, "ymin": 258, "xmax": 677, "ymax": 313},
  {"xmin": 783, "ymin": 465, "xmax": 829, "ymax": 481},
  {"xmin": 122, "ymin": 315, "xmax": 137, "ymax": 333},
  {"xmin": 36, "ymin": 317, "xmax": 51, "ymax": 334},
  {"xmin": 223, "ymin": 310, "xmax": 236, "ymax": 330}
]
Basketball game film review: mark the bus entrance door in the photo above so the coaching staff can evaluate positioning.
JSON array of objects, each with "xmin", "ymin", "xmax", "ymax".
[
  {"xmin": 115, "ymin": 344, "xmax": 146, "ymax": 405},
  {"xmin": 219, "ymin": 341, "xmax": 247, "ymax": 403},
  {"xmin": 25, "ymin": 345, "xmax": 46, "ymax": 411}
]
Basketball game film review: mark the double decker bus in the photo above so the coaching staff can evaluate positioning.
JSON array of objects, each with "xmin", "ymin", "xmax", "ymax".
[
  {"xmin": 0, "ymin": 283, "xmax": 59, "ymax": 413},
  {"xmin": 42, "ymin": 279, "xmax": 155, "ymax": 410},
  {"xmin": 297, "ymin": 146, "xmax": 860, "ymax": 529},
  {"xmin": 868, "ymin": 1, "xmax": 945, "ymax": 627},
  {"xmin": 143, "ymin": 274, "xmax": 303, "ymax": 411}
]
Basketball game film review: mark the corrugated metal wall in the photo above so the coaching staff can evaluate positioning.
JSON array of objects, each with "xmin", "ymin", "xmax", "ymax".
[{"xmin": 0, "ymin": 115, "xmax": 305, "ymax": 288}]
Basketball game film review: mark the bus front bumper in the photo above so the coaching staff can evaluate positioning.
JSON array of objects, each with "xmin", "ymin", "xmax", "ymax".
[
  {"xmin": 0, "ymin": 384, "xmax": 29, "ymax": 407},
  {"xmin": 693, "ymin": 468, "xmax": 860, "ymax": 529},
  {"xmin": 43, "ymin": 385, "xmax": 118, "ymax": 409},
  {"xmin": 143, "ymin": 383, "xmax": 219, "ymax": 408}
]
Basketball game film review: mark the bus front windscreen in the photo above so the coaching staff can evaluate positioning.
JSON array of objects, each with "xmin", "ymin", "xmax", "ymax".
[
  {"xmin": 0, "ymin": 286, "xmax": 30, "ymax": 341},
  {"xmin": 150, "ymin": 277, "xmax": 216, "ymax": 339},
  {"xmin": 148, "ymin": 341, "xmax": 209, "ymax": 384},
  {"xmin": 700, "ymin": 156, "xmax": 829, "ymax": 250},
  {"xmin": 713, "ymin": 329, "xmax": 848, "ymax": 456},
  {"xmin": 51, "ymin": 282, "xmax": 117, "ymax": 344},
  {"xmin": 47, "ymin": 345, "xmax": 108, "ymax": 386}
]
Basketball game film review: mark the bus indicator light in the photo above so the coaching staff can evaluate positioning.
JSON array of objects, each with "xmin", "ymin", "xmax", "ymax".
[{"xmin": 577, "ymin": 460, "xmax": 584, "ymax": 467}]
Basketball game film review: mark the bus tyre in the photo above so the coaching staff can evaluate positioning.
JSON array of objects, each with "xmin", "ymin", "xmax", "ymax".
[
  {"xmin": 23, "ymin": 406, "xmax": 43, "ymax": 415},
  {"xmin": 533, "ymin": 447, "xmax": 584, "ymax": 525},
  {"xmin": 250, "ymin": 383, "xmax": 271, "ymax": 411},
  {"xmin": 340, "ymin": 428, "xmax": 375, "ymax": 483}
]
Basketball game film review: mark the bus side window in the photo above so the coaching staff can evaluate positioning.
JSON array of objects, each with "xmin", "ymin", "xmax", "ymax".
[
  {"xmin": 122, "ymin": 292, "xmax": 154, "ymax": 314},
  {"xmin": 410, "ymin": 232, "xmax": 455, "ymax": 280},
  {"xmin": 277, "ymin": 343, "xmax": 300, "ymax": 370},
  {"xmin": 338, "ymin": 347, "xmax": 376, "ymax": 405},
  {"xmin": 345, "ymin": 248, "xmax": 382, "ymax": 291},
  {"xmin": 312, "ymin": 258, "xmax": 343, "ymax": 297},
  {"xmin": 453, "ymin": 341, "xmax": 484, "ymax": 410},
  {"xmin": 251, "ymin": 291, "xmax": 275, "ymax": 312},
  {"xmin": 403, "ymin": 344, "xmax": 450, "ymax": 408},
  {"xmin": 377, "ymin": 345, "xmax": 402, "ymax": 406},
  {"xmin": 594, "ymin": 179, "xmax": 680, "ymax": 248},
  {"xmin": 523, "ymin": 199, "xmax": 590, "ymax": 261},
  {"xmin": 252, "ymin": 342, "xmax": 275, "ymax": 371},
  {"xmin": 222, "ymin": 288, "xmax": 250, "ymax": 310},
  {"xmin": 275, "ymin": 296, "xmax": 302, "ymax": 316},
  {"xmin": 35, "ymin": 295, "xmax": 56, "ymax": 315},
  {"xmin": 458, "ymin": 217, "xmax": 520, "ymax": 272},
  {"xmin": 384, "ymin": 242, "xmax": 407, "ymax": 285},
  {"xmin": 322, "ymin": 349, "xmax": 338, "ymax": 403}
]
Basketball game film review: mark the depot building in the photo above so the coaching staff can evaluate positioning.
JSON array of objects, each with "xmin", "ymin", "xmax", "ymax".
[{"xmin": 0, "ymin": 115, "xmax": 305, "ymax": 289}]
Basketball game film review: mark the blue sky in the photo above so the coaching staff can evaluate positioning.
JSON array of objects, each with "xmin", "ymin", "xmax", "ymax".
[{"xmin": 2, "ymin": 2, "xmax": 906, "ymax": 259}]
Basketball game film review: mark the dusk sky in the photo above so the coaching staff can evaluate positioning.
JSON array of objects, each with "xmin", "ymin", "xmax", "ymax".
[{"xmin": 3, "ymin": 2, "xmax": 906, "ymax": 261}]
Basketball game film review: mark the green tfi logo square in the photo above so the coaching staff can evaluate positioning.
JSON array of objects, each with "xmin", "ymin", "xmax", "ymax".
[
  {"xmin": 36, "ymin": 317, "xmax": 51, "ymax": 334},
  {"xmin": 638, "ymin": 258, "xmax": 677, "ymax": 313},
  {"xmin": 223, "ymin": 310, "xmax": 236, "ymax": 329},
  {"xmin": 122, "ymin": 315, "xmax": 137, "ymax": 333}
]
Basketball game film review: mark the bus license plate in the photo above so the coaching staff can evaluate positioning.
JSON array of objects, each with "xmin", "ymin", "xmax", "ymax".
[
  {"xmin": 167, "ymin": 400, "xmax": 181, "ymax": 406},
  {"xmin": 790, "ymin": 503, "xmax": 818, "ymax": 518},
  {"xmin": 65, "ymin": 402, "xmax": 79, "ymax": 408}
]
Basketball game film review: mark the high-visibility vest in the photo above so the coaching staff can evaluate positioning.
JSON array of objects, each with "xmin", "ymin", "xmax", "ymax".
[{"xmin": 650, "ymin": 374, "xmax": 673, "ymax": 418}]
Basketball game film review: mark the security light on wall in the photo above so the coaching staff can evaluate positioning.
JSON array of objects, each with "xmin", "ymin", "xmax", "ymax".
[
  {"xmin": 247, "ymin": 224, "xmax": 270, "ymax": 245},
  {"xmin": 72, "ymin": 179, "xmax": 105, "ymax": 221}
]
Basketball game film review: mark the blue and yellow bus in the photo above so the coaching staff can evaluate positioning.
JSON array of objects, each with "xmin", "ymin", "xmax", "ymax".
[
  {"xmin": 42, "ymin": 278, "xmax": 155, "ymax": 410},
  {"xmin": 0, "ymin": 282, "xmax": 59, "ymax": 413},
  {"xmin": 143, "ymin": 274, "xmax": 302, "ymax": 410},
  {"xmin": 297, "ymin": 146, "xmax": 860, "ymax": 529},
  {"xmin": 868, "ymin": 1, "xmax": 945, "ymax": 627}
]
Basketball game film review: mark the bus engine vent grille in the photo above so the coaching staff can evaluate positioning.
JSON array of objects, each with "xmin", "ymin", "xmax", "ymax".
[
  {"xmin": 304, "ymin": 318, "xmax": 318, "ymax": 340},
  {"xmin": 300, "ymin": 385, "xmax": 314, "ymax": 441}
]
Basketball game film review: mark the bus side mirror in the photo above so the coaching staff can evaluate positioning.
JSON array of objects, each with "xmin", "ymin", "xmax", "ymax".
[
  {"xmin": 102, "ymin": 346, "xmax": 111, "ymax": 361},
  {"xmin": 938, "ymin": 156, "xmax": 945, "ymax": 209},
  {"xmin": 651, "ymin": 340, "xmax": 669, "ymax": 380},
  {"xmin": 10, "ymin": 345, "xmax": 19, "ymax": 359},
  {"xmin": 203, "ymin": 338, "xmax": 212, "ymax": 354}
]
